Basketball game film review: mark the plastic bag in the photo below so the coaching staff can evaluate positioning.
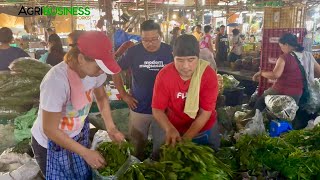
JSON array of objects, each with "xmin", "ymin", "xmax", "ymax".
[
  {"xmin": 302, "ymin": 78, "xmax": 320, "ymax": 114},
  {"xmin": 91, "ymin": 130, "xmax": 140, "ymax": 180},
  {"xmin": 0, "ymin": 124, "xmax": 15, "ymax": 154},
  {"xmin": 240, "ymin": 109, "xmax": 266, "ymax": 136},
  {"xmin": 222, "ymin": 74, "xmax": 240, "ymax": 89},
  {"xmin": 0, "ymin": 151, "xmax": 39, "ymax": 180},
  {"xmin": 14, "ymin": 108, "xmax": 38, "ymax": 143},
  {"xmin": 265, "ymin": 95, "xmax": 299, "ymax": 121}
]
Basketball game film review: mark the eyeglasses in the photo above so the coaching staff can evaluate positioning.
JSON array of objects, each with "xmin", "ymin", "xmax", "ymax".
[{"xmin": 141, "ymin": 36, "xmax": 161, "ymax": 44}]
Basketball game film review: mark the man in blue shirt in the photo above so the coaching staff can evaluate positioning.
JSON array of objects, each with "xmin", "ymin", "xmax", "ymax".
[
  {"xmin": 112, "ymin": 20, "xmax": 173, "ymax": 160},
  {"xmin": 0, "ymin": 27, "xmax": 29, "ymax": 71}
]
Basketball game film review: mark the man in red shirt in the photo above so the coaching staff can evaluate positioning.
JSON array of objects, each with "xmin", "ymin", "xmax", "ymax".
[{"xmin": 152, "ymin": 34, "xmax": 220, "ymax": 158}]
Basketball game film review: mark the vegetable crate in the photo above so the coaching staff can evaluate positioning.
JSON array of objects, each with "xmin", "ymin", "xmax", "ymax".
[
  {"xmin": 258, "ymin": 28, "xmax": 306, "ymax": 96},
  {"xmin": 264, "ymin": 6, "xmax": 306, "ymax": 29}
]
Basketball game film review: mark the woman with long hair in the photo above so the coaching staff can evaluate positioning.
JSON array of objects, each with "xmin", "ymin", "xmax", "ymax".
[{"xmin": 39, "ymin": 33, "xmax": 65, "ymax": 66}]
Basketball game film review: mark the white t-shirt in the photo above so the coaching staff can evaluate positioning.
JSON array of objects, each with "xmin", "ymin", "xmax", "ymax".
[{"xmin": 31, "ymin": 62, "xmax": 107, "ymax": 148}]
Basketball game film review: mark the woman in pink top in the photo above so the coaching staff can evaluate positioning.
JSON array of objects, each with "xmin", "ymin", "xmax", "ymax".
[
  {"xmin": 252, "ymin": 33, "xmax": 320, "ymax": 111},
  {"xmin": 199, "ymin": 25, "xmax": 217, "ymax": 70}
]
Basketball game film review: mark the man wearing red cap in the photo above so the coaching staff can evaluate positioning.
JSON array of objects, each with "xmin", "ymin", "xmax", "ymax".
[
  {"xmin": 31, "ymin": 31, "xmax": 125, "ymax": 179},
  {"xmin": 112, "ymin": 20, "xmax": 173, "ymax": 160}
]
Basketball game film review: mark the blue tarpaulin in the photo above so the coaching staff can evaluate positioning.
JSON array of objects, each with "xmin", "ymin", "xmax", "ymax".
[{"xmin": 114, "ymin": 29, "xmax": 141, "ymax": 50}]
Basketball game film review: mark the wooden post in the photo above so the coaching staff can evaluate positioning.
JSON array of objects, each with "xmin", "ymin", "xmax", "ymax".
[
  {"xmin": 105, "ymin": 0, "xmax": 114, "ymax": 46},
  {"xmin": 71, "ymin": 0, "xmax": 74, "ymax": 31},
  {"xmin": 166, "ymin": 0, "xmax": 170, "ymax": 43},
  {"xmin": 144, "ymin": 0, "xmax": 149, "ymax": 20}
]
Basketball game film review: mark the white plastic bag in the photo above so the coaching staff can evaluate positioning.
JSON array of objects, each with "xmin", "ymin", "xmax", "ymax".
[
  {"xmin": 0, "ymin": 151, "xmax": 39, "ymax": 180},
  {"xmin": 265, "ymin": 95, "xmax": 299, "ymax": 121},
  {"xmin": 241, "ymin": 109, "xmax": 266, "ymax": 136}
]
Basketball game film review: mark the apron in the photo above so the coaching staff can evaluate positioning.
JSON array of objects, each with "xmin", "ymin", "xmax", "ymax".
[{"xmin": 46, "ymin": 118, "xmax": 92, "ymax": 180}]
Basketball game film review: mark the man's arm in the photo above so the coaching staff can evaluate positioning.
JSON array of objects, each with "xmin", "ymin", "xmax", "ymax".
[
  {"xmin": 182, "ymin": 109, "xmax": 211, "ymax": 139},
  {"xmin": 112, "ymin": 73, "xmax": 138, "ymax": 109},
  {"xmin": 152, "ymin": 108, "xmax": 181, "ymax": 146}
]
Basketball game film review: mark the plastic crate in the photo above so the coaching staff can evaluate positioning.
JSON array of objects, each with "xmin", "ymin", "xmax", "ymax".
[{"xmin": 264, "ymin": 6, "xmax": 306, "ymax": 29}]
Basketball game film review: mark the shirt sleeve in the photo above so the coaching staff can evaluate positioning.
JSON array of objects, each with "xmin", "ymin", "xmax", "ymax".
[
  {"xmin": 152, "ymin": 70, "xmax": 169, "ymax": 110},
  {"xmin": 95, "ymin": 73, "xmax": 107, "ymax": 88},
  {"xmin": 117, "ymin": 48, "xmax": 133, "ymax": 71},
  {"xmin": 40, "ymin": 71, "xmax": 68, "ymax": 112},
  {"xmin": 199, "ymin": 67, "xmax": 219, "ymax": 112}
]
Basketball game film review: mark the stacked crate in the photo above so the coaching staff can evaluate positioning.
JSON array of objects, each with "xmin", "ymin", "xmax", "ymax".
[{"xmin": 258, "ymin": 6, "xmax": 307, "ymax": 96}]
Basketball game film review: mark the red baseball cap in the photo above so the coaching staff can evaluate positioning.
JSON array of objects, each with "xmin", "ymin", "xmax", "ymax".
[{"xmin": 77, "ymin": 31, "xmax": 121, "ymax": 74}]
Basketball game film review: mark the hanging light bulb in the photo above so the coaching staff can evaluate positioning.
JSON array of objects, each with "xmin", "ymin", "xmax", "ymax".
[{"xmin": 172, "ymin": 14, "xmax": 177, "ymax": 19}]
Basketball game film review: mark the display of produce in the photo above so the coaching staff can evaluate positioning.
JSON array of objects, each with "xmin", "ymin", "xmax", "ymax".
[
  {"xmin": 0, "ymin": 58, "xmax": 51, "ymax": 119},
  {"xmin": 96, "ymin": 141, "xmax": 133, "ymax": 177},
  {"xmin": 119, "ymin": 141, "xmax": 232, "ymax": 180}
]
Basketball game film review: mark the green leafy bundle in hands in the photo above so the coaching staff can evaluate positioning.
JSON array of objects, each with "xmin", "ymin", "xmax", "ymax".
[{"xmin": 97, "ymin": 141, "xmax": 133, "ymax": 176}]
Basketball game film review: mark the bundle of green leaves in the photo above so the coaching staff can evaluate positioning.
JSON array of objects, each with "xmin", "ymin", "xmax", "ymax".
[
  {"xmin": 96, "ymin": 141, "xmax": 133, "ymax": 176},
  {"xmin": 119, "ymin": 141, "xmax": 233, "ymax": 180},
  {"xmin": 235, "ymin": 131, "xmax": 320, "ymax": 179}
]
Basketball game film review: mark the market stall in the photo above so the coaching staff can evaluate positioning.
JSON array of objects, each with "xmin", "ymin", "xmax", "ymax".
[{"xmin": 1, "ymin": 0, "xmax": 320, "ymax": 180}]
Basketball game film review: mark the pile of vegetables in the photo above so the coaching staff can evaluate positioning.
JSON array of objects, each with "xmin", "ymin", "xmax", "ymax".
[
  {"xmin": 217, "ymin": 125, "xmax": 320, "ymax": 179},
  {"xmin": 119, "ymin": 141, "xmax": 232, "ymax": 180},
  {"xmin": 96, "ymin": 141, "xmax": 133, "ymax": 176},
  {"xmin": 0, "ymin": 58, "xmax": 51, "ymax": 119}
]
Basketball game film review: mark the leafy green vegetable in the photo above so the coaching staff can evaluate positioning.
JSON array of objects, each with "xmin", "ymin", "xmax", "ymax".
[
  {"xmin": 96, "ymin": 141, "xmax": 133, "ymax": 176},
  {"xmin": 160, "ymin": 141, "xmax": 233, "ymax": 180}
]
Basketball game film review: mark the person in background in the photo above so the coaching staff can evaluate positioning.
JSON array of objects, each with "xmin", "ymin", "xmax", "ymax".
[
  {"xmin": 228, "ymin": 29, "xmax": 243, "ymax": 62},
  {"xmin": 181, "ymin": 29, "xmax": 186, "ymax": 35},
  {"xmin": 193, "ymin": 25, "xmax": 203, "ymax": 41},
  {"xmin": 47, "ymin": 28, "xmax": 55, "ymax": 36},
  {"xmin": 252, "ymin": 33, "xmax": 320, "ymax": 112},
  {"xmin": 0, "ymin": 27, "xmax": 29, "ymax": 71},
  {"xmin": 31, "ymin": 31, "xmax": 125, "ymax": 179},
  {"xmin": 170, "ymin": 27, "xmax": 181, "ymax": 47},
  {"xmin": 249, "ymin": 34, "xmax": 256, "ymax": 43},
  {"xmin": 199, "ymin": 25, "xmax": 217, "ymax": 70},
  {"xmin": 152, "ymin": 35, "xmax": 220, "ymax": 158},
  {"xmin": 215, "ymin": 25, "xmax": 229, "ymax": 66},
  {"xmin": 112, "ymin": 20, "xmax": 173, "ymax": 160},
  {"xmin": 303, "ymin": 31, "xmax": 313, "ymax": 52},
  {"xmin": 240, "ymin": 34, "xmax": 246, "ymax": 41},
  {"xmin": 39, "ymin": 33, "xmax": 65, "ymax": 66}
]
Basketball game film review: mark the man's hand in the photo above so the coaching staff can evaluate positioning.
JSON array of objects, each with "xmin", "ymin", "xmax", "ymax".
[
  {"xmin": 81, "ymin": 149, "xmax": 106, "ymax": 169},
  {"xmin": 165, "ymin": 127, "xmax": 181, "ymax": 147},
  {"xmin": 122, "ymin": 93, "xmax": 138, "ymax": 110},
  {"xmin": 108, "ymin": 128, "xmax": 125, "ymax": 143},
  {"xmin": 252, "ymin": 71, "xmax": 261, "ymax": 82}
]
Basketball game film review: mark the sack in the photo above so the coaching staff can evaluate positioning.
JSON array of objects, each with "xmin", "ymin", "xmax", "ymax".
[{"xmin": 265, "ymin": 95, "xmax": 299, "ymax": 121}]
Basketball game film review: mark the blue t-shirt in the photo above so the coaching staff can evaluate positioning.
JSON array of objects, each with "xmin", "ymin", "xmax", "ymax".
[
  {"xmin": 0, "ymin": 47, "xmax": 30, "ymax": 71},
  {"xmin": 118, "ymin": 43, "xmax": 173, "ymax": 114}
]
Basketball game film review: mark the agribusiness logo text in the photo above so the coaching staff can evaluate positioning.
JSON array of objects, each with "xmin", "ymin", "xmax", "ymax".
[{"xmin": 18, "ymin": 6, "xmax": 91, "ymax": 16}]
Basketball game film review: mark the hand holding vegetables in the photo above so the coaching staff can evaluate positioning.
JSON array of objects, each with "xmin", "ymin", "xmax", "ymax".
[
  {"xmin": 108, "ymin": 127, "xmax": 125, "ymax": 143},
  {"xmin": 82, "ymin": 149, "xmax": 106, "ymax": 169},
  {"xmin": 165, "ymin": 126, "xmax": 181, "ymax": 146}
]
